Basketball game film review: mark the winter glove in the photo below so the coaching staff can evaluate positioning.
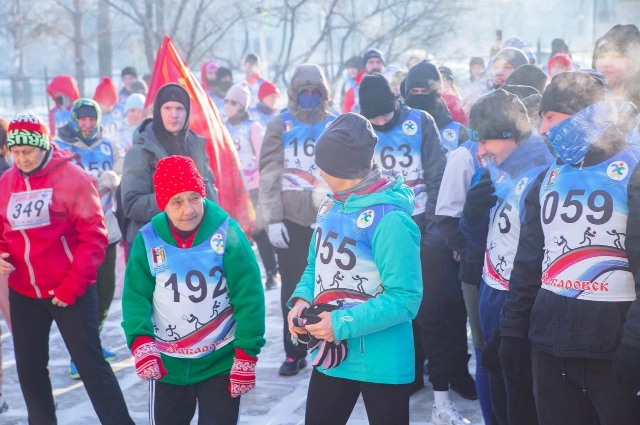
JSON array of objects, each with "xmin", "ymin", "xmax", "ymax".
[
  {"xmin": 612, "ymin": 343, "xmax": 640, "ymax": 393},
  {"xmin": 228, "ymin": 348, "xmax": 258, "ymax": 398},
  {"xmin": 293, "ymin": 303, "xmax": 347, "ymax": 370},
  {"xmin": 98, "ymin": 170, "xmax": 121, "ymax": 190},
  {"xmin": 268, "ymin": 222, "xmax": 290, "ymax": 249},
  {"xmin": 311, "ymin": 339, "xmax": 348, "ymax": 369},
  {"xmin": 463, "ymin": 168, "xmax": 498, "ymax": 220},
  {"xmin": 132, "ymin": 336, "xmax": 167, "ymax": 381},
  {"xmin": 481, "ymin": 329, "xmax": 502, "ymax": 372},
  {"xmin": 499, "ymin": 336, "xmax": 527, "ymax": 377}
]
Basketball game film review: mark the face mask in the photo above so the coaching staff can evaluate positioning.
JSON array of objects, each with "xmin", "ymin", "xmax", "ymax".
[
  {"xmin": 371, "ymin": 109, "xmax": 401, "ymax": 133},
  {"xmin": 215, "ymin": 80, "xmax": 233, "ymax": 95},
  {"xmin": 545, "ymin": 102, "xmax": 611, "ymax": 165},
  {"xmin": 298, "ymin": 92, "xmax": 321, "ymax": 109},
  {"xmin": 405, "ymin": 93, "xmax": 443, "ymax": 115},
  {"xmin": 206, "ymin": 78, "xmax": 216, "ymax": 88}
]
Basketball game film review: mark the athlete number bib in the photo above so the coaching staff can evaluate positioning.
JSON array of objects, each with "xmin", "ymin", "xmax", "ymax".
[
  {"xmin": 141, "ymin": 218, "xmax": 236, "ymax": 359},
  {"xmin": 373, "ymin": 109, "xmax": 426, "ymax": 215},
  {"xmin": 8, "ymin": 189, "xmax": 53, "ymax": 230},
  {"xmin": 538, "ymin": 147, "xmax": 639, "ymax": 301}
]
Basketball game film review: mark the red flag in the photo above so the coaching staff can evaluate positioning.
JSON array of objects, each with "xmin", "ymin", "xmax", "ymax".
[{"xmin": 146, "ymin": 35, "xmax": 255, "ymax": 234}]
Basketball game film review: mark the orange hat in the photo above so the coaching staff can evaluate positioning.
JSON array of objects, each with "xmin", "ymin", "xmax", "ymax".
[
  {"xmin": 93, "ymin": 77, "xmax": 118, "ymax": 107},
  {"xmin": 258, "ymin": 81, "xmax": 280, "ymax": 102}
]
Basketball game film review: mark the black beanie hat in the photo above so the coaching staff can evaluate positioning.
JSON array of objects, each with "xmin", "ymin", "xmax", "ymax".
[
  {"xmin": 404, "ymin": 60, "xmax": 442, "ymax": 97},
  {"xmin": 362, "ymin": 49, "xmax": 385, "ymax": 66},
  {"xmin": 315, "ymin": 113, "xmax": 378, "ymax": 179},
  {"xmin": 216, "ymin": 67, "xmax": 233, "ymax": 80},
  {"xmin": 493, "ymin": 47, "xmax": 528, "ymax": 71},
  {"xmin": 505, "ymin": 65, "xmax": 547, "ymax": 94},
  {"xmin": 470, "ymin": 57, "xmax": 485, "ymax": 68},
  {"xmin": 501, "ymin": 84, "xmax": 540, "ymax": 101},
  {"xmin": 359, "ymin": 74, "xmax": 398, "ymax": 119},
  {"xmin": 468, "ymin": 89, "xmax": 531, "ymax": 143},
  {"xmin": 540, "ymin": 71, "xmax": 605, "ymax": 117},
  {"xmin": 346, "ymin": 55, "xmax": 363, "ymax": 70},
  {"xmin": 592, "ymin": 24, "xmax": 640, "ymax": 67},
  {"xmin": 121, "ymin": 66, "xmax": 137, "ymax": 79},
  {"xmin": 152, "ymin": 83, "xmax": 191, "ymax": 141}
]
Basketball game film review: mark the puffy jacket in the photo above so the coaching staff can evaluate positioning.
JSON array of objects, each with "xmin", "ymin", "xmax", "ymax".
[
  {"xmin": 54, "ymin": 125, "xmax": 125, "ymax": 245},
  {"xmin": 289, "ymin": 175, "xmax": 423, "ymax": 384},
  {"xmin": 121, "ymin": 118, "xmax": 218, "ymax": 243},
  {"xmin": 501, "ymin": 128, "xmax": 640, "ymax": 358},
  {"xmin": 0, "ymin": 147, "xmax": 108, "ymax": 305},
  {"xmin": 259, "ymin": 64, "xmax": 336, "ymax": 227}
]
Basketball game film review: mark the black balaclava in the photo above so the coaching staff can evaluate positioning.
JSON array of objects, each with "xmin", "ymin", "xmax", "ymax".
[
  {"xmin": 152, "ymin": 83, "xmax": 192, "ymax": 156},
  {"xmin": 404, "ymin": 60, "xmax": 452, "ymax": 128}
]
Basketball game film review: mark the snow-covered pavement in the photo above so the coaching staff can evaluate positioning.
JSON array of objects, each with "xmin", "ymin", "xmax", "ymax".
[{"xmin": 0, "ymin": 250, "xmax": 484, "ymax": 425}]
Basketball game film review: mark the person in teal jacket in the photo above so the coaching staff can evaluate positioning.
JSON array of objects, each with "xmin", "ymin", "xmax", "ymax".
[
  {"xmin": 122, "ymin": 155, "xmax": 265, "ymax": 425},
  {"xmin": 287, "ymin": 113, "xmax": 423, "ymax": 425}
]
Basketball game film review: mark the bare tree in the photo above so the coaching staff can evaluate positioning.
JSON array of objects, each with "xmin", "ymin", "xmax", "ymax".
[{"xmin": 98, "ymin": 0, "xmax": 113, "ymax": 78}]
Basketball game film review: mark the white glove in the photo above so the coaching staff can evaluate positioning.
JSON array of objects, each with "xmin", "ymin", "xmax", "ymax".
[{"xmin": 268, "ymin": 222, "xmax": 290, "ymax": 249}]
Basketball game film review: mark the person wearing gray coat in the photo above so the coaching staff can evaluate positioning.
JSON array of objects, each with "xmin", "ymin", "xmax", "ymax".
[{"xmin": 120, "ymin": 84, "xmax": 217, "ymax": 254}]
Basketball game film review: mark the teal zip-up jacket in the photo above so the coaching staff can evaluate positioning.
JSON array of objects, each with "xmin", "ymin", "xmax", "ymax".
[{"xmin": 288, "ymin": 175, "xmax": 423, "ymax": 384}]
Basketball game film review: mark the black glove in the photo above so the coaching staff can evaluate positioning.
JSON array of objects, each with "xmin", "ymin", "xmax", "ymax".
[
  {"xmin": 463, "ymin": 168, "xmax": 497, "ymax": 220},
  {"xmin": 612, "ymin": 343, "xmax": 640, "ymax": 391},
  {"xmin": 499, "ymin": 336, "xmax": 527, "ymax": 377},
  {"xmin": 291, "ymin": 303, "xmax": 339, "ymax": 348},
  {"xmin": 481, "ymin": 329, "xmax": 502, "ymax": 372}
]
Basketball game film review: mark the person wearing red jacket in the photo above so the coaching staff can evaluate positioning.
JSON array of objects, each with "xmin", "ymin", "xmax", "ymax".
[
  {"xmin": 0, "ymin": 113, "xmax": 134, "ymax": 425},
  {"xmin": 46, "ymin": 74, "xmax": 80, "ymax": 139},
  {"xmin": 342, "ymin": 49, "xmax": 386, "ymax": 113}
]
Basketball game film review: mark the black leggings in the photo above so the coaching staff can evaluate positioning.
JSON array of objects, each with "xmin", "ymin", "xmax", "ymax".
[
  {"xmin": 96, "ymin": 242, "xmax": 117, "ymax": 331},
  {"xmin": 150, "ymin": 374, "xmax": 240, "ymax": 425},
  {"xmin": 532, "ymin": 347, "xmax": 640, "ymax": 425},
  {"xmin": 278, "ymin": 220, "xmax": 313, "ymax": 359},
  {"xmin": 10, "ymin": 285, "xmax": 133, "ymax": 425},
  {"xmin": 305, "ymin": 369, "xmax": 411, "ymax": 425}
]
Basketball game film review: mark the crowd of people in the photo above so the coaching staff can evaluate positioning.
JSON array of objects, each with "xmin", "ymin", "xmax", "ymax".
[{"xmin": 0, "ymin": 22, "xmax": 639, "ymax": 425}]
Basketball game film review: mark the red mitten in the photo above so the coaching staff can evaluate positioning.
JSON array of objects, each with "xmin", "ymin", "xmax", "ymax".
[
  {"xmin": 228, "ymin": 348, "xmax": 257, "ymax": 398},
  {"xmin": 132, "ymin": 336, "xmax": 167, "ymax": 381}
]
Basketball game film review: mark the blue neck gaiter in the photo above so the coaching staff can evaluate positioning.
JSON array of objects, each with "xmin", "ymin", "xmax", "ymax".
[{"xmin": 545, "ymin": 102, "xmax": 611, "ymax": 165}]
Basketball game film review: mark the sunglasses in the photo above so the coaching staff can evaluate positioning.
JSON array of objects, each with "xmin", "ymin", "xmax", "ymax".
[{"xmin": 224, "ymin": 99, "xmax": 238, "ymax": 106}]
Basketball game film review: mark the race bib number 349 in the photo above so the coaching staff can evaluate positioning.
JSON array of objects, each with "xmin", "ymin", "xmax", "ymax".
[{"xmin": 8, "ymin": 189, "xmax": 53, "ymax": 230}]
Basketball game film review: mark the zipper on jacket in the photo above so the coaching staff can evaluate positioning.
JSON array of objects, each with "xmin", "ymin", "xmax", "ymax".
[
  {"xmin": 19, "ymin": 176, "xmax": 42, "ymax": 298},
  {"xmin": 61, "ymin": 236, "xmax": 74, "ymax": 262},
  {"xmin": 184, "ymin": 359, "xmax": 191, "ymax": 385},
  {"xmin": 360, "ymin": 336, "xmax": 365, "ymax": 356}
]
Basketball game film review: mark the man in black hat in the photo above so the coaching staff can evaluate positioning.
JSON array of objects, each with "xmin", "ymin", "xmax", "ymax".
[
  {"xmin": 500, "ymin": 71, "xmax": 640, "ymax": 425},
  {"xmin": 121, "ymin": 83, "xmax": 218, "ymax": 257},
  {"xmin": 342, "ymin": 48, "xmax": 386, "ymax": 113}
]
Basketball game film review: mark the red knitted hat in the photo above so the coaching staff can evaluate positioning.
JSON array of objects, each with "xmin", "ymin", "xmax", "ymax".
[
  {"xmin": 258, "ymin": 80, "xmax": 280, "ymax": 101},
  {"xmin": 153, "ymin": 155, "xmax": 206, "ymax": 210},
  {"xmin": 93, "ymin": 77, "xmax": 118, "ymax": 107},
  {"xmin": 547, "ymin": 53, "xmax": 572, "ymax": 72}
]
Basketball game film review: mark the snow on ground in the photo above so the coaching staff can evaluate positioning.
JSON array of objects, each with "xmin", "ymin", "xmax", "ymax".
[{"xmin": 0, "ymin": 246, "xmax": 484, "ymax": 425}]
